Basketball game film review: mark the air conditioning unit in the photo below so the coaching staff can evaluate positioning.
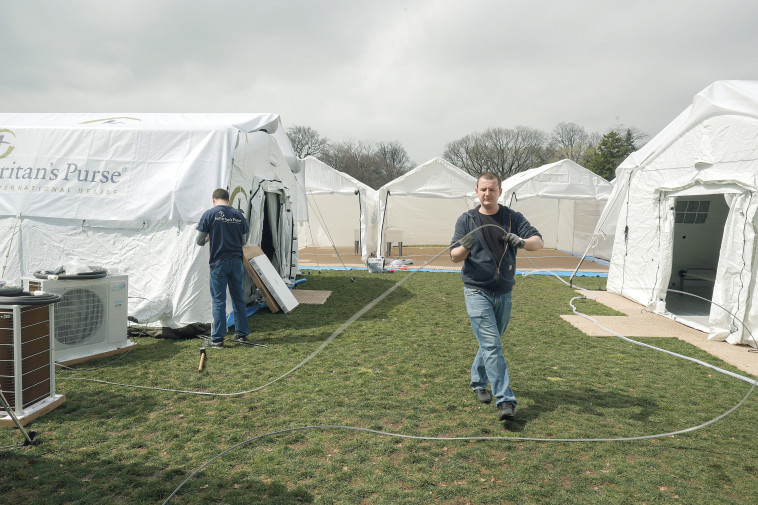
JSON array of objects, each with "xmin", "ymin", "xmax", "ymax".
[
  {"xmin": 22, "ymin": 275, "xmax": 135, "ymax": 366},
  {"xmin": 0, "ymin": 302, "xmax": 65, "ymax": 426}
]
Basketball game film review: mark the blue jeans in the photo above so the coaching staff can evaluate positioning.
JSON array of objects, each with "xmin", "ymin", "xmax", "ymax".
[
  {"xmin": 464, "ymin": 288, "xmax": 516, "ymax": 407},
  {"xmin": 209, "ymin": 259, "xmax": 250, "ymax": 343}
]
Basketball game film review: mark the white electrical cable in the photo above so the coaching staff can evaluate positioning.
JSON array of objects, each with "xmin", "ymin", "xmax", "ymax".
[{"xmin": 161, "ymin": 227, "xmax": 758, "ymax": 503}]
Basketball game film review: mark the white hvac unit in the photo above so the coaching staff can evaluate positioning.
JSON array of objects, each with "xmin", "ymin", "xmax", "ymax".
[
  {"xmin": 22, "ymin": 275, "xmax": 135, "ymax": 365},
  {"xmin": 0, "ymin": 301, "xmax": 66, "ymax": 426}
]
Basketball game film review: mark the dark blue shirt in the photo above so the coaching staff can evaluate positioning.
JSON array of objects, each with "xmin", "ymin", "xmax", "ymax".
[
  {"xmin": 197, "ymin": 205, "xmax": 249, "ymax": 268},
  {"xmin": 451, "ymin": 205, "xmax": 541, "ymax": 295}
]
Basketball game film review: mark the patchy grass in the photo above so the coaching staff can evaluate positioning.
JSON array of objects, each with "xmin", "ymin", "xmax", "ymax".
[{"xmin": 1, "ymin": 270, "xmax": 755, "ymax": 504}]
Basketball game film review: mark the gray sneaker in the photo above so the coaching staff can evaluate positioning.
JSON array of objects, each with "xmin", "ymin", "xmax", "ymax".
[
  {"xmin": 473, "ymin": 388, "xmax": 492, "ymax": 404},
  {"xmin": 497, "ymin": 401, "xmax": 516, "ymax": 421},
  {"xmin": 210, "ymin": 340, "xmax": 224, "ymax": 349}
]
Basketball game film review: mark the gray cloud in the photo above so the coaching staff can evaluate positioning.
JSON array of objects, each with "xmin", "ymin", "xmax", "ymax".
[{"xmin": 3, "ymin": 0, "xmax": 758, "ymax": 164}]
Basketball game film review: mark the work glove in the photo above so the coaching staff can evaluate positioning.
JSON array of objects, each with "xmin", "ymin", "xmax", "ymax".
[
  {"xmin": 503, "ymin": 232, "xmax": 525, "ymax": 249},
  {"xmin": 457, "ymin": 234, "xmax": 475, "ymax": 251}
]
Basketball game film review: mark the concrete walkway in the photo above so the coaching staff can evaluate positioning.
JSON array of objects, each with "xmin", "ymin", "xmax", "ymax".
[{"xmin": 562, "ymin": 290, "xmax": 758, "ymax": 377}]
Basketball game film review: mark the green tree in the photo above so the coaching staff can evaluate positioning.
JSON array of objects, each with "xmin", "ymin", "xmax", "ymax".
[{"xmin": 585, "ymin": 128, "xmax": 640, "ymax": 180}]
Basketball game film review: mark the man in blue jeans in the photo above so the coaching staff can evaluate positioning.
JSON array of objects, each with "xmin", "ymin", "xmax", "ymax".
[
  {"xmin": 451, "ymin": 172, "xmax": 543, "ymax": 421},
  {"xmin": 196, "ymin": 188, "xmax": 250, "ymax": 348}
]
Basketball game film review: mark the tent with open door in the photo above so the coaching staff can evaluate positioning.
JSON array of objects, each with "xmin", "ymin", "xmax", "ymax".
[
  {"xmin": 498, "ymin": 159, "xmax": 614, "ymax": 259},
  {"xmin": 375, "ymin": 157, "xmax": 478, "ymax": 257},
  {"xmin": 0, "ymin": 113, "xmax": 302, "ymax": 328},
  {"xmin": 297, "ymin": 156, "xmax": 378, "ymax": 260},
  {"xmin": 592, "ymin": 80, "xmax": 758, "ymax": 347}
]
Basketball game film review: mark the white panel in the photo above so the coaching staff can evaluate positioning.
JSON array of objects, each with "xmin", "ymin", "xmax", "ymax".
[{"xmin": 249, "ymin": 256, "xmax": 299, "ymax": 313}]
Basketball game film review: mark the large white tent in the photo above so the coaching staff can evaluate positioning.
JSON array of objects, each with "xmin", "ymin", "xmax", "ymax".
[
  {"xmin": 593, "ymin": 81, "xmax": 758, "ymax": 347},
  {"xmin": 499, "ymin": 159, "xmax": 614, "ymax": 259},
  {"xmin": 297, "ymin": 156, "xmax": 378, "ymax": 260},
  {"xmin": 0, "ymin": 113, "xmax": 301, "ymax": 328},
  {"xmin": 375, "ymin": 157, "xmax": 478, "ymax": 256}
]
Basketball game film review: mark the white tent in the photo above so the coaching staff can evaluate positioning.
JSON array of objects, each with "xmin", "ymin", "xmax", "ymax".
[
  {"xmin": 297, "ymin": 156, "xmax": 378, "ymax": 260},
  {"xmin": 499, "ymin": 159, "xmax": 614, "ymax": 259},
  {"xmin": 0, "ymin": 113, "xmax": 301, "ymax": 328},
  {"xmin": 593, "ymin": 80, "xmax": 758, "ymax": 347},
  {"xmin": 375, "ymin": 158, "xmax": 478, "ymax": 256}
]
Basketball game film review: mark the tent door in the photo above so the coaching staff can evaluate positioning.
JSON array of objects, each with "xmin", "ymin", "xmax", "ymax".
[
  {"xmin": 664, "ymin": 194, "xmax": 729, "ymax": 327},
  {"xmin": 261, "ymin": 191, "xmax": 283, "ymax": 273}
]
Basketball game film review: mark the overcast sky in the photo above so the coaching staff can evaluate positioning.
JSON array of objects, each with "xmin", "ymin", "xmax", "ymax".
[{"xmin": 3, "ymin": 1, "xmax": 758, "ymax": 164}]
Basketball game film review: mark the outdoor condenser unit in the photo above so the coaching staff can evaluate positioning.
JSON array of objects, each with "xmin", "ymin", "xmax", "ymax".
[
  {"xmin": 0, "ymin": 303, "xmax": 65, "ymax": 426},
  {"xmin": 23, "ymin": 275, "xmax": 135, "ymax": 366}
]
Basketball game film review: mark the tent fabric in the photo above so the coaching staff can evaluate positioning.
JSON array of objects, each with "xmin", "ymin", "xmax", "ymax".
[
  {"xmin": 498, "ymin": 159, "xmax": 614, "ymax": 258},
  {"xmin": 0, "ymin": 113, "xmax": 295, "ymax": 223},
  {"xmin": 375, "ymin": 157, "xmax": 478, "ymax": 254},
  {"xmin": 593, "ymin": 80, "xmax": 758, "ymax": 347},
  {"xmin": 297, "ymin": 157, "xmax": 378, "ymax": 259},
  {"xmin": 0, "ymin": 113, "xmax": 301, "ymax": 328}
]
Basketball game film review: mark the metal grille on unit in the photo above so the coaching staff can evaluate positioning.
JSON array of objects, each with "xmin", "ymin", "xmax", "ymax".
[{"xmin": 0, "ymin": 303, "xmax": 65, "ymax": 425}]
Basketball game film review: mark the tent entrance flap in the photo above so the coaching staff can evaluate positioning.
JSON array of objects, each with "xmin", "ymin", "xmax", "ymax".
[
  {"xmin": 664, "ymin": 194, "xmax": 729, "ymax": 327},
  {"xmin": 261, "ymin": 192, "xmax": 282, "ymax": 272}
]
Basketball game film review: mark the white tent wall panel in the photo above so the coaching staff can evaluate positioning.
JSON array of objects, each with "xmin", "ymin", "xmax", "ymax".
[
  {"xmin": 375, "ymin": 158, "xmax": 477, "ymax": 256},
  {"xmin": 599, "ymin": 83, "xmax": 758, "ymax": 346},
  {"xmin": 382, "ymin": 195, "xmax": 474, "ymax": 246},
  {"xmin": 501, "ymin": 159, "xmax": 613, "ymax": 259},
  {"xmin": 7, "ymin": 217, "xmax": 208, "ymax": 326},
  {"xmin": 511, "ymin": 198, "xmax": 559, "ymax": 249},
  {"xmin": 298, "ymin": 157, "xmax": 378, "ymax": 259},
  {"xmin": 568, "ymin": 199, "xmax": 607, "ymax": 258},
  {"xmin": 298, "ymin": 193, "xmax": 362, "ymax": 247}
]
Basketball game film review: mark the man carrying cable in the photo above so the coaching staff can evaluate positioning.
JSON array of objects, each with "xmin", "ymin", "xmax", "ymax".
[
  {"xmin": 196, "ymin": 188, "xmax": 250, "ymax": 348},
  {"xmin": 450, "ymin": 172, "xmax": 543, "ymax": 421}
]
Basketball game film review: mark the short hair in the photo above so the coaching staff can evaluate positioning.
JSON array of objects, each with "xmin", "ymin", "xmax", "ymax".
[
  {"xmin": 212, "ymin": 188, "xmax": 230, "ymax": 201},
  {"xmin": 477, "ymin": 172, "xmax": 502, "ymax": 189}
]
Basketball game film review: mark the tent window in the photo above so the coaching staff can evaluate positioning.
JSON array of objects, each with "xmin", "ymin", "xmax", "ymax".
[{"xmin": 675, "ymin": 200, "xmax": 709, "ymax": 224}]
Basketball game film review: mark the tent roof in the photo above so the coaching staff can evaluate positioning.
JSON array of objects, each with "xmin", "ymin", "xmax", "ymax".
[
  {"xmin": 378, "ymin": 157, "xmax": 476, "ymax": 197},
  {"xmin": 618, "ymin": 80, "xmax": 758, "ymax": 175},
  {"xmin": 303, "ymin": 156, "xmax": 376, "ymax": 196},
  {"xmin": 0, "ymin": 112, "xmax": 280, "ymax": 132},
  {"xmin": 0, "ymin": 112, "xmax": 297, "ymax": 158},
  {"xmin": 501, "ymin": 159, "xmax": 613, "ymax": 202}
]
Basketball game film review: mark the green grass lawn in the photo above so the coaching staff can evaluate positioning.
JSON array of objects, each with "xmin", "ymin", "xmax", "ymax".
[{"xmin": 1, "ymin": 270, "xmax": 756, "ymax": 504}]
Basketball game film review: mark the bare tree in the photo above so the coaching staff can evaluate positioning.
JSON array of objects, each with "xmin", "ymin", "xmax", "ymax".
[
  {"xmin": 286, "ymin": 125, "xmax": 329, "ymax": 159},
  {"xmin": 322, "ymin": 140, "xmax": 381, "ymax": 188},
  {"xmin": 550, "ymin": 122, "xmax": 595, "ymax": 164},
  {"xmin": 443, "ymin": 126, "xmax": 548, "ymax": 180},
  {"xmin": 374, "ymin": 140, "xmax": 413, "ymax": 183}
]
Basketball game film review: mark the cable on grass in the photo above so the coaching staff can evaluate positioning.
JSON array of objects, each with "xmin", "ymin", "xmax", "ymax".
[{"xmin": 161, "ymin": 225, "xmax": 758, "ymax": 502}]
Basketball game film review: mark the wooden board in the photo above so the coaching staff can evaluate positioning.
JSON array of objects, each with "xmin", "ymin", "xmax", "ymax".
[{"xmin": 243, "ymin": 246, "xmax": 280, "ymax": 313}]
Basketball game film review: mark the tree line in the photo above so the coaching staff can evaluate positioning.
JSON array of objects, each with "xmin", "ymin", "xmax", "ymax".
[{"xmin": 287, "ymin": 122, "xmax": 647, "ymax": 189}]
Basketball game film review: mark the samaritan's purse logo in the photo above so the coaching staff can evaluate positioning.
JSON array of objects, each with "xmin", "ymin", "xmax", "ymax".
[
  {"xmin": 79, "ymin": 116, "xmax": 142, "ymax": 125},
  {"xmin": 0, "ymin": 129, "xmax": 15, "ymax": 159}
]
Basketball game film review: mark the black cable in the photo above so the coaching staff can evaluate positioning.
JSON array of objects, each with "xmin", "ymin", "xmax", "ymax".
[
  {"xmin": 33, "ymin": 267, "xmax": 107, "ymax": 280},
  {"xmin": 0, "ymin": 291, "xmax": 61, "ymax": 305}
]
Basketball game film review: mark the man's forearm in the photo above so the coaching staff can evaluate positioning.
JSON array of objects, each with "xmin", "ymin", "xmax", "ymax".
[
  {"xmin": 523, "ymin": 235, "xmax": 544, "ymax": 252},
  {"xmin": 450, "ymin": 245, "xmax": 470, "ymax": 263},
  {"xmin": 196, "ymin": 231, "xmax": 209, "ymax": 246}
]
